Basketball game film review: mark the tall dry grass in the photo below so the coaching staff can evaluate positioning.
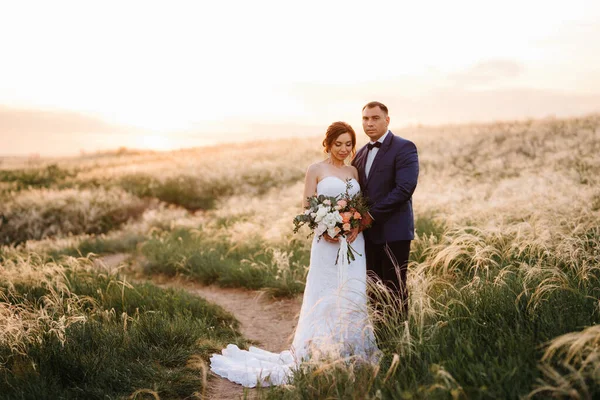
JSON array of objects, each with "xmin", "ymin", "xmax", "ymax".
[
  {"xmin": 0, "ymin": 252, "xmax": 246, "ymax": 399},
  {"xmin": 2, "ymin": 113, "xmax": 599, "ymax": 398},
  {"xmin": 254, "ymin": 115, "xmax": 600, "ymax": 398},
  {"xmin": 530, "ymin": 324, "xmax": 600, "ymax": 399},
  {"xmin": 0, "ymin": 187, "xmax": 148, "ymax": 245}
]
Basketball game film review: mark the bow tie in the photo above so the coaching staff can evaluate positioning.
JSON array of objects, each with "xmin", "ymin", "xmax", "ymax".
[{"xmin": 367, "ymin": 142, "xmax": 382, "ymax": 150}]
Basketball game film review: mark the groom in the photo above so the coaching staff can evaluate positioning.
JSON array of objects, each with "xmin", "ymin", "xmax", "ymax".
[{"xmin": 352, "ymin": 101, "xmax": 419, "ymax": 315}]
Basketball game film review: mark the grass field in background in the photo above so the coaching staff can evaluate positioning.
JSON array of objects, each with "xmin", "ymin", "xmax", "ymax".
[{"xmin": 1, "ymin": 114, "xmax": 599, "ymax": 398}]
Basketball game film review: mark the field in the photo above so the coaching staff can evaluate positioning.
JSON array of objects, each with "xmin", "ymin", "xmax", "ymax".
[{"xmin": 1, "ymin": 114, "xmax": 599, "ymax": 399}]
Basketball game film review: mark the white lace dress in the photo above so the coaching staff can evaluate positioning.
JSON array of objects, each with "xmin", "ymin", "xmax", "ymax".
[{"xmin": 210, "ymin": 177, "xmax": 379, "ymax": 387}]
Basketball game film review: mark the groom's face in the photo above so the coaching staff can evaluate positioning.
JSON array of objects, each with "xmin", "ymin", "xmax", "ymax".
[{"xmin": 362, "ymin": 106, "xmax": 390, "ymax": 141}]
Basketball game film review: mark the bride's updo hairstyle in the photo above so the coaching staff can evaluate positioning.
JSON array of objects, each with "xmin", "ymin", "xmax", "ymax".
[{"xmin": 322, "ymin": 121, "xmax": 357, "ymax": 158}]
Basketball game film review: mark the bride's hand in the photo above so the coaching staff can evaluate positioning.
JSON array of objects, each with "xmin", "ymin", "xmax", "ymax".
[
  {"xmin": 347, "ymin": 227, "xmax": 359, "ymax": 243},
  {"xmin": 323, "ymin": 233, "xmax": 339, "ymax": 243}
]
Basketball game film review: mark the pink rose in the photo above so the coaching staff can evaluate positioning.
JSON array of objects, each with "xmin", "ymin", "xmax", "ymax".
[
  {"xmin": 336, "ymin": 199, "xmax": 347, "ymax": 208},
  {"xmin": 341, "ymin": 212, "xmax": 353, "ymax": 223},
  {"xmin": 353, "ymin": 212, "xmax": 362, "ymax": 220},
  {"xmin": 343, "ymin": 223, "xmax": 351, "ymax": 231}
]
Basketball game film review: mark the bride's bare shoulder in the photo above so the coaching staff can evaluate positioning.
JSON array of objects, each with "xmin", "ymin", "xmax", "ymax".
[
  {"xmin": 347, "ymin": 165, "xmax": 359, "ymax": 180},
  {"xmin": 307, "ymin": 161, "xmax": 327, "ymax": 173},
  {"xmin": 305, "ymin": 161, "xmax": 326, "ymax": 180}
]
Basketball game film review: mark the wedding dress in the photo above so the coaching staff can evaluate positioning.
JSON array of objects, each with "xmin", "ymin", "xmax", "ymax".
[{"xmin": 210, "ymin": 177, "xmax": 379, "ymax": 387}]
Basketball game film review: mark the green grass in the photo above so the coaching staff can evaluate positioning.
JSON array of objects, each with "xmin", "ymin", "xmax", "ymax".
[
  {"xmin": 1, "ymin": 159, "xmax": 305, "ymax": 215},
  {"xmin": 114, "ymin": 168, "xmax": 304, "ymax": 211},
  {"xmin": 116, "ymin": 173, "xmax": 234, "ymax": 211},
  {"xmin": 0, "ymin": 164, "xmax": 77, "ymax": 191},
  {"xmin": 0, "ymin": 258, "xmax": 246, "ymax": 400},
  {"xmin": 141, "ymin": 227, "xmax": 309, "ymax": 297},
  {"xmin": 414, "ymin": 211, "xmax": 447, "ymax": 241},
  {"xmin": 261, "ymin": 279, "xmax": 599, "ymax": 400},
  {"xmin": 47, "ymin": 232, "xmax": 147, "ymax": 259},
  {"xmin": 3, "ymin": 115, "xmax": 599, "ymax": 398},
  {"xmin": 259, "ymin": 226, "xmax": 600, "ymax": 399}
]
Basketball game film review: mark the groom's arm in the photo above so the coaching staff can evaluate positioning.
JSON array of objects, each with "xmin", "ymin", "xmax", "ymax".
[
  {"xmin": 351, "ymin": 147, "xmax": 364, "ymax": 170},
  {"xmin": 368, "ymin": 141, "xmax": 419, "ymax": 222}
]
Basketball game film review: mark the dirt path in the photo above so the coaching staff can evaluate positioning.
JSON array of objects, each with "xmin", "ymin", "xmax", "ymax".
[
  {"xmin": 98, "ymin": 254, "xmax": 302, "ymax": 400},
  {"xmin": 161, "ymin": 280, "xmax": 302, "ymax": 399}
]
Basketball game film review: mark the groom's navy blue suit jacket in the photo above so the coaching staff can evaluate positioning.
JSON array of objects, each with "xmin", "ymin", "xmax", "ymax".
[{"xmin": 352, "ymin": 131, "xmax": 419, "ymax": 244}]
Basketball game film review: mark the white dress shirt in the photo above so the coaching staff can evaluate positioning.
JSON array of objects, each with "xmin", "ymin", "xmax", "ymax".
[{"xmin": 365, "ymin": 130, "xmax": 389, "ymax": 178}]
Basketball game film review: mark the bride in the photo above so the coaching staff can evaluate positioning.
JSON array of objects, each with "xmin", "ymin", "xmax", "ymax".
[{"xmin": 210, "ymin": 121, "xmax": 379, "ymax": 387}]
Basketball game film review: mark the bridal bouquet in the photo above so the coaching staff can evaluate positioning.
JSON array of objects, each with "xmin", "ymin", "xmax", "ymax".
[{"xmin": 293, "ymin": 179, "xmax": 371, "ymax": 265}]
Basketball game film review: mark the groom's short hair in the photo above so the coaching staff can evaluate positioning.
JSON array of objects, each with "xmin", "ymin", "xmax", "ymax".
[{"xmin": 363, "ymin": 101, "xmax": 388, "ymax": 115}]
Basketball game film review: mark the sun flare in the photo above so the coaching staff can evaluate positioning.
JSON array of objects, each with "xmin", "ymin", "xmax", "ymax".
[
  {"xmin": 0, "ymin": 1, "xmax": 599, "ymax": 156},
  {"xmin": 140, "ymin": 135, "xmax": 172, "ymax": 151}
]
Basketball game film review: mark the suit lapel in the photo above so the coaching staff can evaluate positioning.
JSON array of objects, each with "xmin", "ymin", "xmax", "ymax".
[{"xmin": 366, "ymin": 131, "xmax": 393, "ymax": 185}]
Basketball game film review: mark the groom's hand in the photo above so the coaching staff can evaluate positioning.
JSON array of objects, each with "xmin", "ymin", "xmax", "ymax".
[{"xmin": 359, "ymin": 212, "xmax": 374, "ymax": 232}]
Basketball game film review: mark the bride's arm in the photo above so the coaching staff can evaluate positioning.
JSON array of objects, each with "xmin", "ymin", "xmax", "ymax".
[
  {"xmin": 302, "ymin": 164, "xmax": 319, "ymax": 208},
  {"xmin": 349, "ymin": 166, "xmax": 359, "ymax": 182}
]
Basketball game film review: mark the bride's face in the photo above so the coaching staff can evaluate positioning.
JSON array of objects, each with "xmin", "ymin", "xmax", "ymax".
[{"xmin": 330, "ymin": 132, "xmax": 353, "ymax": 162}]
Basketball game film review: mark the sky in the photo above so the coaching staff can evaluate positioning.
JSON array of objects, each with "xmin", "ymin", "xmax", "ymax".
[{"xmin": 1, "ymin": 0, "xmax": 600, "ymax": 155}]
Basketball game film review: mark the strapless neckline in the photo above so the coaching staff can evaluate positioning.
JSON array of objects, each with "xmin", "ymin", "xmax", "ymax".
[{"xmin": 317, "ymin": 176, "xmax": 358, "ymax": 186}]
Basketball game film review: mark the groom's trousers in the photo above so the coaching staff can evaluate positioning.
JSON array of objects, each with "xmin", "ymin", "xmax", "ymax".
[{"xmin": 365, "ymin": 239, "xmax": 411, "ymax": 316}]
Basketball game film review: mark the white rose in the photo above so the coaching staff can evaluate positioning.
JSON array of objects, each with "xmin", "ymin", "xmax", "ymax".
[
  {"xmin": 321, "ymin": 213, "xmax": 335, "ymax": 228},
  {"xmin": 322, "ymin": 212, "xmax": 342, "ymax": 228},
  {"xmin": 334, "ymin": 211, "xmax": 343, "ymax": 222},
  {"xmin": 327, "ymin": 226, "xmax": 341, "ymax": 238},
  {"xmin": 315, "ymin": 222, "xmax": 327, "ymax": 236},
  {"xmin": 314, "ymin": 205, "xmax": 329, "ymax": 222}
]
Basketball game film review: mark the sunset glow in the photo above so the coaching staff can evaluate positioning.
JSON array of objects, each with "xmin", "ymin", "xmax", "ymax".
[
  {"xmin": 1, "ymin": 0, "xmax": 599, "ymax": 155},
  {"xmin": 140, "ymin": 135, "xmax": 173, "ymax": 151}
]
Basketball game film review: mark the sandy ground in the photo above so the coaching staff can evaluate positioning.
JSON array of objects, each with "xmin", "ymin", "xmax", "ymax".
[{"xmin": 99, "ymin": 254, "xmax": 303, "ymax": 400}]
